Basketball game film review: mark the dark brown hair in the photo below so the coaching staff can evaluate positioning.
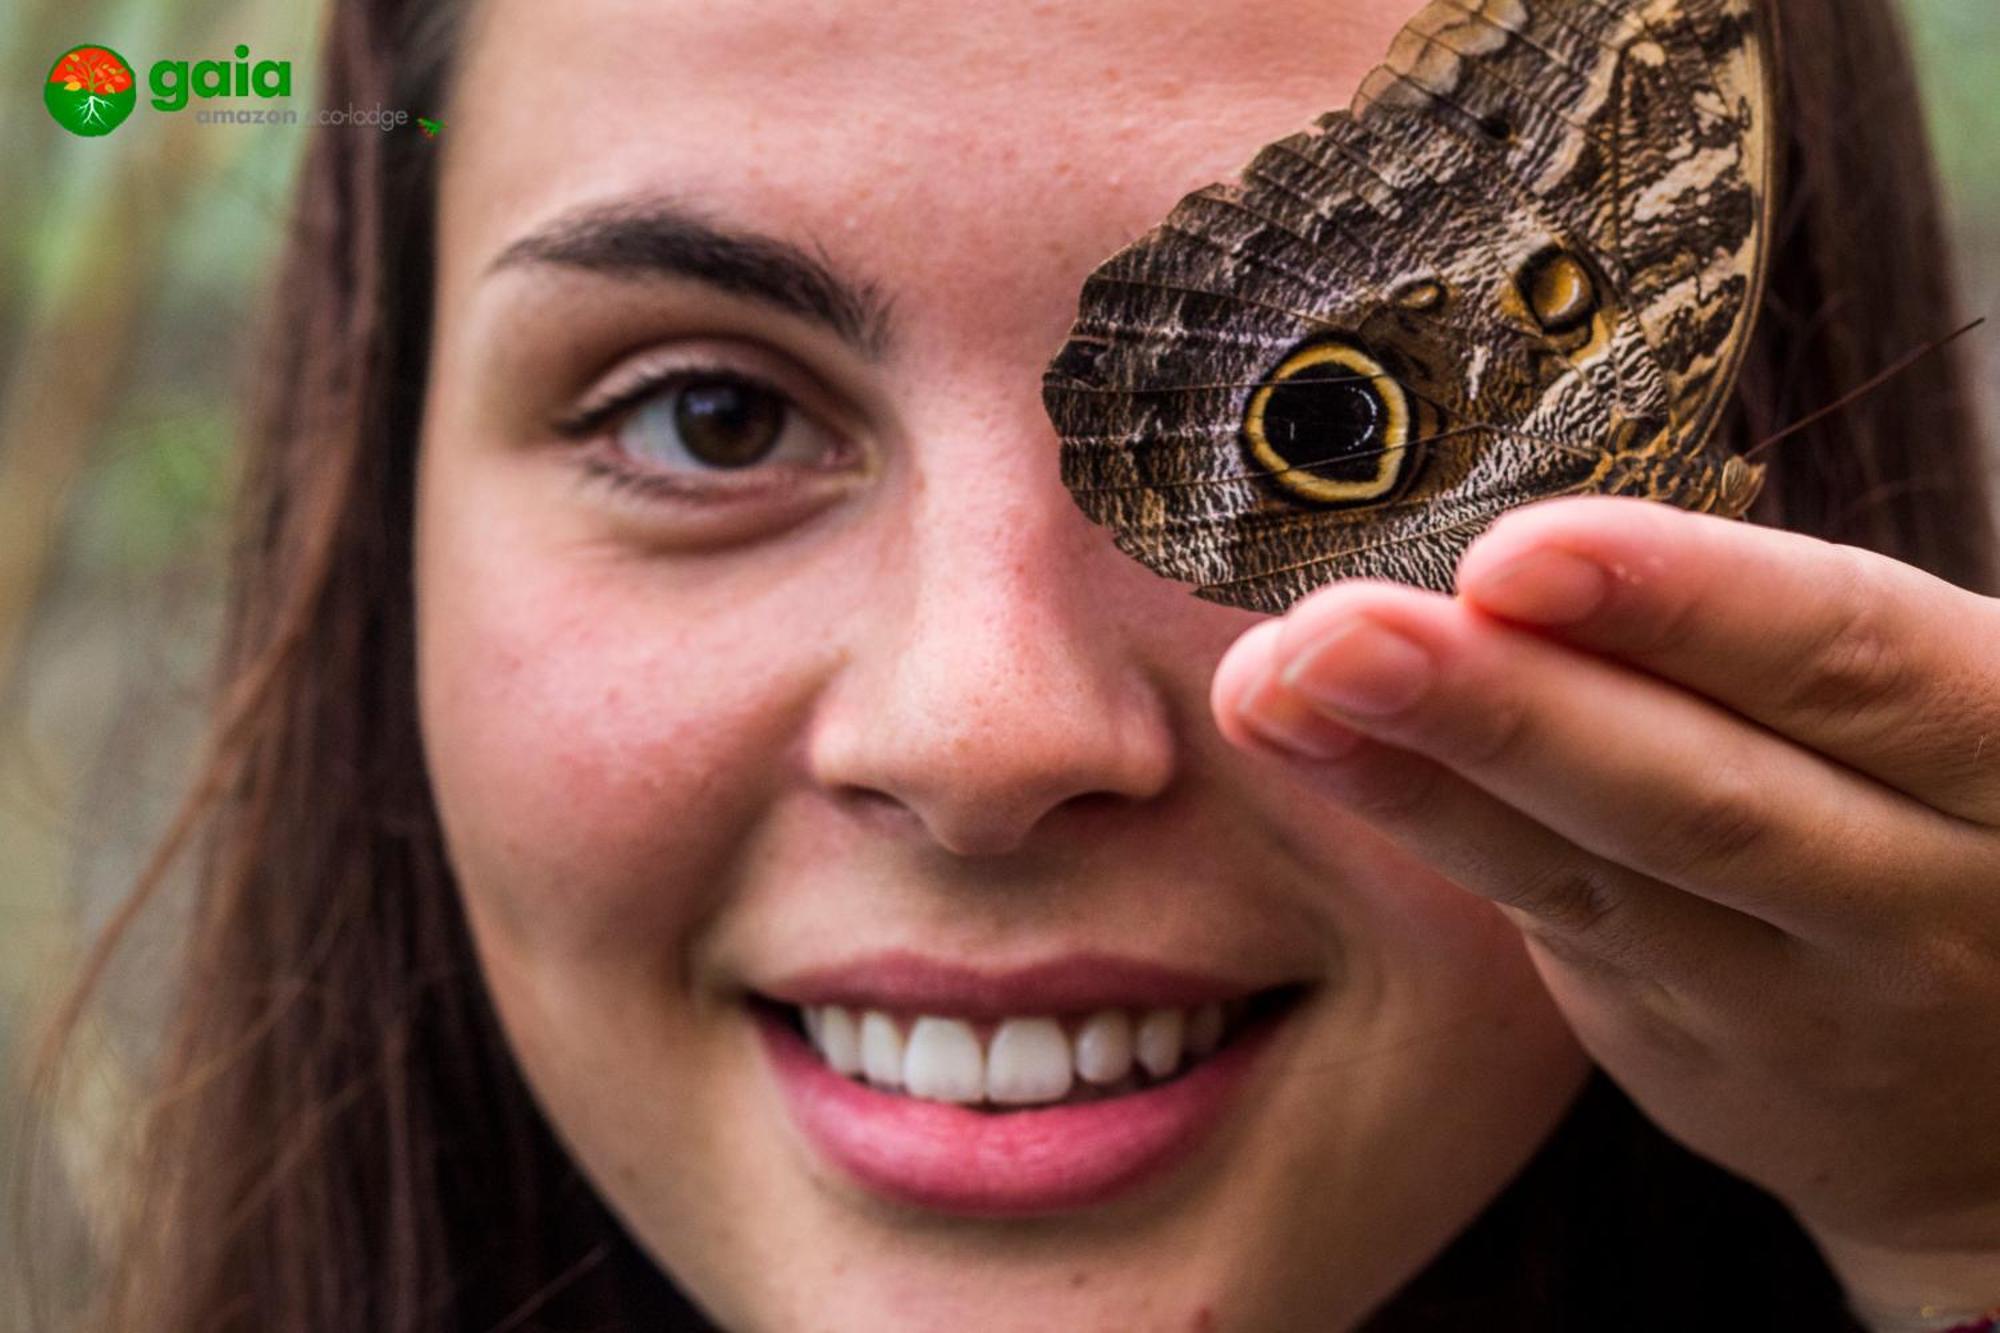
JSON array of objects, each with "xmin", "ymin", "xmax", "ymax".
[{"xmin": 20, "ymin": 0, "xmax": 1993, "ymax": 1328}]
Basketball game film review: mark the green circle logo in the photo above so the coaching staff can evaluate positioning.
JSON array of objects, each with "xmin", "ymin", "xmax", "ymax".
[{"xmin": 45, "ymin": 45, "xmax": 137, "ymax": 137}]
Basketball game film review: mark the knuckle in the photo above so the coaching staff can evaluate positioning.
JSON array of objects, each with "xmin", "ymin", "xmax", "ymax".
[
  {"xmin": 1880, "ymin": 923, "xmax": 2000, "ymax": 1015},
  {"xmin": 1450, "ymin": 685, "xmax": 1538, "ymax": 770},
  {"xmin": 1507, "ymin": 860, "xmax": 1625, "ymax": 940},
  {"xmin": 1636, "ymin": 751, "xmax": 1773, "ymax": 885},
  {"xmin": 1337, "ymin": 749, "xmax": 1447, "ymax": 823},
  {"xmin": 1775, "ymin": 550, "xmax": 1909, "ymax": 730}
]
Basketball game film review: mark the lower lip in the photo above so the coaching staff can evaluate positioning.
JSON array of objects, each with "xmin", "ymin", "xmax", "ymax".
[{"xmin": 751, "ymin": 994, "xmax": 1300, "ymax": 1217}]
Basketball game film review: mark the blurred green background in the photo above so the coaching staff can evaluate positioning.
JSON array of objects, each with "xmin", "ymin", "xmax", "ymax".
[{"xmin": 1, "ymin": 0, "xmax": 1996, "ymax": 1308}]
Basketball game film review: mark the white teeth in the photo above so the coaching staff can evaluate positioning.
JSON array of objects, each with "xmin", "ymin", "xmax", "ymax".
[
  {"xmin": 815, "ymin": 1006, "xmax": 863, "ymax": 1076},
  {"xmin": 859, "ymin": 1011, "xmax": 904, "ymax": 1088},
  {"xmin": 1073, "ymin": 1009, "xmax": 1135, "ymax": 1085},
  {"xmin": 903, "ymin": 1017, "xmax": 985, "ymax": 1101},
  {"xmin": 986, "ymin": 1017, "xmax": 1074, "ymax": 1104},
  {"xmin": 798, "ymin": 994, "xmax": 1269, "ymax": 1106},
  {"xmin": 1135, "ymin": 1007, "xmax": 1186, "ymax": 1080},
  {"xmin": 1187, "ymin": 1001, "xmax": 1224, "ymax": 1057}
]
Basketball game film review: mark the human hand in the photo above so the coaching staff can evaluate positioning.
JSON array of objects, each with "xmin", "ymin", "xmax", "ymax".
[{"xmin": 1210, "ymin": 495, "xmax": 2000, "ymax": 1321}]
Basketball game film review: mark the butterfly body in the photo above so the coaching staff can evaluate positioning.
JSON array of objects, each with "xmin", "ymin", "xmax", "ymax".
[{"xmin": 1044, "ymin": 0, "xmax": 1776, "ymax": 612}]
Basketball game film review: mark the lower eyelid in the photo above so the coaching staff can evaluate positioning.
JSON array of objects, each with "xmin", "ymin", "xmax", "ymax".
[{"xmin": 575, "ymin": 446, "xmax": 867, "ymax": 542}]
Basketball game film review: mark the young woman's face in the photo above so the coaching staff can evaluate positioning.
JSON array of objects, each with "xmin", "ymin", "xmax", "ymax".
[{"xmin": 417, "ymin": 1, "xmax": 1591, "ymax": 1326}]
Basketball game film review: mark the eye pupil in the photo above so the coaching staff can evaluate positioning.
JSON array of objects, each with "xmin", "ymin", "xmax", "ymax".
[
  {"xmin": 1261, "ymin": 366, "xmax": 1385, "ymax": 484},
  {"xmin": 1242, "ymin": 337, "xmax": 1420, "ymax": 508},
  {"xmin": 674, "ymin": 380, "xmax": 784, "ymax": 467}
]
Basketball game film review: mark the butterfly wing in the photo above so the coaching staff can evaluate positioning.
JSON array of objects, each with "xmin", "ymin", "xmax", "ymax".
[{"xmin": 1042, "ymin": 0, "xmax": 1776, "ymax": 612}]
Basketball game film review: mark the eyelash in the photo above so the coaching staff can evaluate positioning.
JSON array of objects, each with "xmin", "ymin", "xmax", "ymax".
[{"xmin": 577, "ymin": 450, "xmax": 718, "ymax": 503}]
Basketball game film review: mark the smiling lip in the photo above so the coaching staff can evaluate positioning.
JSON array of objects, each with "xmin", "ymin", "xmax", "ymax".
[
  {"xmin": 752, "ymin": 948, "xmax": 1291, "ymax": 1022},
  {"xmin": 750, "ymin": 949, "xmax": 1315, "ymax": 1214},
  {"xmin": 751, "ymin": 987, "xmax": 1304, "ymax": 1216}
]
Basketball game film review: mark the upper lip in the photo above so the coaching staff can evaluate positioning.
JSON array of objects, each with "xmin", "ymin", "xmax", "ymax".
[{"xmin": 753, "ymin": 948, "xmax": 1305, "ymax": 1021}]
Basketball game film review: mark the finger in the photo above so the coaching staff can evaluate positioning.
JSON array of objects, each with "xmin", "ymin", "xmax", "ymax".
[
  {"xmin": 1452, "ymin": 496, "xmax": 2000, "ymax": 826},
  {"xmin": 1217, "ymin": 621, "xmax": 1786, "ymax": 997},
  {"xmin": 1255, "ymin": 579, "xmax": 1995, "ymax": 943}
]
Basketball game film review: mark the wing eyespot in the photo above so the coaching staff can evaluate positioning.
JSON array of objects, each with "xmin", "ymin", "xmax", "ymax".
[
  {"xmin": 1508, "ymin": 247, "xmax": 1614, "ymax": 362},
  {"xmin": 1521, "ymin": 250, "xmax": 1597, "ymax": 334},
  {"xmin": 1242, "ymin": 339, "xmax": 1424, "ymax": 508}
]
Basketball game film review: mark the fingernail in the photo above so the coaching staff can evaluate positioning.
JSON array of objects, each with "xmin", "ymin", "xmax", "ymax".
[
  {"xmin": 1240, "ymin": 655, "xmax": 1366, "ymax": 760},
  {"xmin": 1280, "ymin": 617, "xmax": 1433, "ymax": 717},
  {"xmin": 1466, "ymin": 548, "xmax": 1608, "ymax": 625}
]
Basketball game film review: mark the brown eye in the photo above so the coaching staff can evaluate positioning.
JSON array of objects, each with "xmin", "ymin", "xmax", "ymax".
[
  {"xmin": 1242, "ymin": 339, "xmax": 1419, "ymax": 507},
  {"xmin": 601, "ymin": 372, "xmax": 838, "ymax": 477},
  {"xmin": 670, "ymin": 379, "xmax": 786, "ymax": 468}
]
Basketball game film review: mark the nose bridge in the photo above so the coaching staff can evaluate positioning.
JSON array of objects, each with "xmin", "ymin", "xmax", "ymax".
[
  {"xmin": 907, "ymin": 481, "xmax": 1103, "ymax": 722},
  {"xmin": 914, "ymin": 437, "xmax": 1087, "ymax": 635},
  {"xmin": 903, "ymin": 369, "xmax": 1166, "ymax": 712},
  {"xmin": 806, "ymin": 394, "xmax": 1178, "ymax": 857}
]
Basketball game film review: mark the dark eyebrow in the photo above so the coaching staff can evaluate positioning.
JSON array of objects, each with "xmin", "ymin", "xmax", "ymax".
[{"xmin": 488, "ymin": 198, "xmax": 894, "ymax": 360}]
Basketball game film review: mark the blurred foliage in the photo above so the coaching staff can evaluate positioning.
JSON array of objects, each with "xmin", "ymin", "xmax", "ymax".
[
  {"xmin": 0, "ymin": 0, "xmax": 1995, "ymax": 1317},
  {"xmin": 79, "ymin": 392, "xmax": 235, "ymax": 576},
  {"xmin": 1, "ymin": 0, "xmax": 327, "ymax": 1307},
  {"xmin": 1903, "ymin": 1, "xmax": 2000, "ymax": 217}
]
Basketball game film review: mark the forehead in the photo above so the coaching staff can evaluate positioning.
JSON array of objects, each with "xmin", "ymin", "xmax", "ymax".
[{"xmin": 439, "ymin": 0, "xmax": 1416, "ymax": 308}]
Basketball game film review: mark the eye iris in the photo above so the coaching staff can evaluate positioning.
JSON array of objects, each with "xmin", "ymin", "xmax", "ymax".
[
  {"xmin": 673, "ymin": 380, "xmax": 784, "ymax": 467},
  {"xmin": 1261, "ymin": 365, "xmax": 1385, "ymax": 484}
]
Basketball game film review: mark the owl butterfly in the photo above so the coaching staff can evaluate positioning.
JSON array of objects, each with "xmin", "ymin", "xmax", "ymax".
[{"xmin": 1042, "ymin": 0, "xmax": 1777, "ymax": 612}]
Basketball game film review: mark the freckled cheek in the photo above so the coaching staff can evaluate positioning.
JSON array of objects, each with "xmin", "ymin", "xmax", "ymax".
[{"xmin": 419, "ymin": 576, "xmax": 790, "ymax": 964}]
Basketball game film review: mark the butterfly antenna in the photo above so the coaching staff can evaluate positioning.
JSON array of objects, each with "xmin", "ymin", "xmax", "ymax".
[{"xmin": 1741, "ymin": 317, "xmax": 1985, "ymax": 461}]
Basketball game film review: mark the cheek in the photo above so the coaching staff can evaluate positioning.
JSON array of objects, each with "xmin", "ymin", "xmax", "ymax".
[
  {"xmin": 1351, "ymin": 832, "xmax": 1521, "ymax": 965},
  {"xmin": 417, "ymin": 544, "xmax": 798, "ymax": 966},
  {"xmin": 1245, "ymin": 770, "xmax": 1544, "ymax": 1011},
  {"xmin": 1349, "ymin": 834, "xmax": 1547, "ymax": 1027}
]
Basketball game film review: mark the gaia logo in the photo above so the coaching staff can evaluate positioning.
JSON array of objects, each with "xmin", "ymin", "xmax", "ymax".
[{"xmin": 45, "ymin": 44, "xmax": 137, "ymax": 136}]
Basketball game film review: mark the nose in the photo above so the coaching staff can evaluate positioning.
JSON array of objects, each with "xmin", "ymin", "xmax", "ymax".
[{"xmin": 806, "ymin": 437, "xmax": 1180, "ymax": 858}]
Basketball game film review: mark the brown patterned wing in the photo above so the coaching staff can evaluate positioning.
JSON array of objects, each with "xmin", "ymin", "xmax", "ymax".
[{"xmin": 1042, "ymin": 0, "xmax": 1777, "ymax": 612}]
